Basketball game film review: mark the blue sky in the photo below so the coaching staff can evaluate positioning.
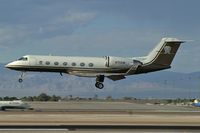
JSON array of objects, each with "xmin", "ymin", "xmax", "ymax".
[{"xmin": 0, "ymin": 0, "xmax": 199, "ymax": 72}]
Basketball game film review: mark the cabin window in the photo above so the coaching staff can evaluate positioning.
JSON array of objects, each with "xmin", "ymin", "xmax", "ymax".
[
  {"xmin": 39, "ymin": 61, "xmax": 43, "ymax": 65},
  {"xmin": 88, "ymin": 63, "xmax": 94, "ymax": 67},
  {"xmin": 46, "ymin": 61, "xmax": 50, "ymax": 65},
  {"xmin": 63, "ymin": 62, "xmax": 68, "ymax": 66},
  {"xmin": 54, "ymin": 62, "xmax": 59, "ymax": 65},
  {"xmin": 72, "ymin": 62, "xmax": 76, "ymax": 66},
  {"xmin": 80, "ymin": 63, "xmax": 85, "ymax": 67}
]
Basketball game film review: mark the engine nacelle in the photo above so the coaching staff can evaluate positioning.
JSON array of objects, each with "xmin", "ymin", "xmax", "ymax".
[{"xmin": 106, "ymin": 56, "xmax": 133, "ymax": 69}]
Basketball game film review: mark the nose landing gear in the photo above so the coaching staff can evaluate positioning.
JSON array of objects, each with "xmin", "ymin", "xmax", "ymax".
[
  {"xmin": 95, "ymin": 75, "xmax": 105, "ymax": 89},
  {"xmin": 18, "ymin": 72, "xmax": 25, "ymax": 83}
]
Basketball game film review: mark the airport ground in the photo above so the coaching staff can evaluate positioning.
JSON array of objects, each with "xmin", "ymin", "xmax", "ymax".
[{"xmin": 1, "ymin": 101, "xmax": 200, "ymax": 132}]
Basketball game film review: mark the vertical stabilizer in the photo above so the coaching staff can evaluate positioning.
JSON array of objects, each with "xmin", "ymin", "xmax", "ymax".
[{"xmin": 142, "ymin": 38, "xmax": 185, "ymax": 71}]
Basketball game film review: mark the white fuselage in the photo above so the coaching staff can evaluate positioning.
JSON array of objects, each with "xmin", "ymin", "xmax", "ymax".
[
  {"xmin": 6, "ymin": 55, "xmax": 139, "ymax": 77},
  {"xmin": 0, "ymin": 100, "xmax": 30, "ymax": 110}
]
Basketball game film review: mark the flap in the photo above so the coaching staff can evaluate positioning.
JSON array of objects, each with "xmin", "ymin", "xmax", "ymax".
[{"xmin": 107, "ymin": 75, "xmax": 126, "ymax": 81}]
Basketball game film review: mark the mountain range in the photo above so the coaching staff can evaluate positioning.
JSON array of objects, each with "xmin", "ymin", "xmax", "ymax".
[{"xmin": 0, "ymin": 63, "xmax": 200, "ymax": 98}]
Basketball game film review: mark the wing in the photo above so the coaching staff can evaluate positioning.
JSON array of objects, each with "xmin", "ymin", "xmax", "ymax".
[{"xmin": 68, "ymin": 71, "xmax": 126, "ymax": 81}]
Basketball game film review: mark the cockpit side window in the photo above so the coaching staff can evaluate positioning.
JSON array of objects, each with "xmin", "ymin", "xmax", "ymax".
[
  {"xmin": 18, "ymin": 57, "xmax": 28, "ymax": 61},
  {"xmin": 18, "ymin": 57, "xmax": 24, "ymax": 60}
]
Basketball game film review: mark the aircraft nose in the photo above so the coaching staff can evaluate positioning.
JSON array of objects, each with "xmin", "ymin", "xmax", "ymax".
[
  {"xmin": 5, "ymin": 62, "xmax": 14, "ymax": 68},
  {"xmin": 5, "ymin": 63, "xmax": 10, "ymax": 68},
  {"xmin": 5, "ymin": 63, "xmax": 11, "ymax": 68}
]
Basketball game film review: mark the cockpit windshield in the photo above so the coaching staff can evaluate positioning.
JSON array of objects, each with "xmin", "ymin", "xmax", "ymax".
[{"xmin": 18, "ymin": 57, "xmax": 28, "ymax": 61}]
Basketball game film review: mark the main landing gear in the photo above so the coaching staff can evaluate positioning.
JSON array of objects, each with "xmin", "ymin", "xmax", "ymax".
[
  {"xmin": 18, "ymin": 72, "xmax": 25, "ymax": 83},
  {"xmin": 95, "ymin": 75, "xmax": 104, "ymax": 89}
]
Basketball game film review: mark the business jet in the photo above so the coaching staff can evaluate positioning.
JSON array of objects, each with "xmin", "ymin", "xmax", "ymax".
[
  {"xmin": 0, "ymin": 100, "xmax": 31, "ymax": 111},
  {"xmin": 5, "ymin": 38, "xmax": 185, "ymax": 89}
]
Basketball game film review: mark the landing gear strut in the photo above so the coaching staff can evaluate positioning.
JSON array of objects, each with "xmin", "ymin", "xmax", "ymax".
[{"xmin": 95, "ymin": 75, "xmax": 104, "ymax": 89}]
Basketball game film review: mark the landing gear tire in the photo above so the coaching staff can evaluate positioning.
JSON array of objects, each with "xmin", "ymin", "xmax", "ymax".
[
  {"xmin": 95, "ymin": 82, "xmax": 104, "ymax": 89},
  {"xmin": 95, "ymin": 75, "xmax": 105, "ymax": 89},
  {"xmin": 18, "ymin": 78, "xmax": 23, "ymax": 83}
]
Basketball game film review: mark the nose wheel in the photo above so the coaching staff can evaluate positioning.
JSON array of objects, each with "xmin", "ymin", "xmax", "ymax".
[
  {"xmin": 95, "ymin": 75, "xmax": 105, "ymax": 89},
  {"xmin": 18, "ymin": 78, "xmax": 23, "ymax": 83}
]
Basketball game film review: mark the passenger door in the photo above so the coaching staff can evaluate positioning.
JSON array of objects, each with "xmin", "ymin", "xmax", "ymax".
[{"xmin": 29, "ymin": 57, "xmax": 37, "ymax": 66}]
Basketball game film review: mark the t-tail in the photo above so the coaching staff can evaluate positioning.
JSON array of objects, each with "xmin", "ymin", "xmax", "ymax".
[{"xmin": 138, "ymin": 38, "xmax": 185, "ymax": 73}]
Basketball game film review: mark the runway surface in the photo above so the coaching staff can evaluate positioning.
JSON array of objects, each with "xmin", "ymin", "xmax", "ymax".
[
  {"xmin": 0, "ymin": 101, "xmax": 200, "ymax": 132},
  {"xmin": 0, "ymin": 125, "xmax": 200, "ymax": 133}
]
